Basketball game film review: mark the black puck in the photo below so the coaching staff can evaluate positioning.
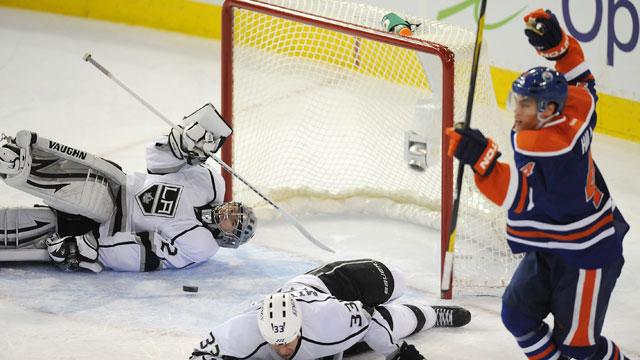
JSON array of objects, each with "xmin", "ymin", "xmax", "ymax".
[{"xmin": 182, "ymin": 285, "xmax": 199, "ymax": 293}]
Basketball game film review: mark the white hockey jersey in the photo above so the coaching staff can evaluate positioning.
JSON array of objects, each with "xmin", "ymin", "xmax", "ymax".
[
  {"xmin": 191, "ymin": 284, "xmax": 404, "ymax": 360},
  {"xmin": 97, "ymin": 137, "xmax": 226, "ymax": 272}
]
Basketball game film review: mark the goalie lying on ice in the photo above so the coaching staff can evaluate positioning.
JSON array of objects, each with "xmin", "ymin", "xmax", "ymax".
[{"xmin": 0, "ymin": 104, "xmax": 256, "ymax": 272}]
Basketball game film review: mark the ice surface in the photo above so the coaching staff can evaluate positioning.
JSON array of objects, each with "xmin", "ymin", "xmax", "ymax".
[{"xmin": 0, "ymin": 7, "xmax": 638, "ymax": 359}]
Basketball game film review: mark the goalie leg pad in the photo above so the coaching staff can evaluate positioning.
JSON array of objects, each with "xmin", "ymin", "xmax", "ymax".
[
  {"xmin": 26, "ymin": 150, "xmax": 115, "ymax": 222},
  {"xmin": 0, "ymin": 206, "xmax": 57, "ymax": 249},
  {"xmin": 1, "ymin": 133, "xmax": 120, "ymax": 223}
]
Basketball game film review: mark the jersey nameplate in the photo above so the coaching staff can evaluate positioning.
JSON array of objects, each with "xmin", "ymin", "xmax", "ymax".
[{"xmin": 135, "ymin": 183, "xmax": 183, "ymax": 217}]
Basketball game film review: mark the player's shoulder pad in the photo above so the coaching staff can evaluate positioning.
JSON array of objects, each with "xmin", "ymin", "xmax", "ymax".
[
  {"xmin": 514, "ymin": 87, "xmax": 595, "ymax": 157},
  {"xmin": 564, "ymin": 85, "xmax": 595, "ymax": 121}
]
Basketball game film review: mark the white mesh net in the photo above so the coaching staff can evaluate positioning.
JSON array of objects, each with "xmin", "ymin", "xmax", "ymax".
[{"xmin": 225, "ymin": 0, "xmax": 521, "ymax": 295}]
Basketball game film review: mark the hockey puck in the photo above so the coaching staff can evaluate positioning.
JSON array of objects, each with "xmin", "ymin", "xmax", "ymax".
[{"xmin": 182, "ymin": 285, "xmax": 199, "ymax": 293}]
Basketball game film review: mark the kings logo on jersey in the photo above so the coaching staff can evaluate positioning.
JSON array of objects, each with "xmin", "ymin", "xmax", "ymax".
[{"xmin": 135, "ymin": 183, "xmax": 183, "ymax": 218}]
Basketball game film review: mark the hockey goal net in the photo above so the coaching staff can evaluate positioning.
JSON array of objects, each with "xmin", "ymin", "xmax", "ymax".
[{"xmin": 221, "ymin": 0, "xmax": 520, "ymax": 298}]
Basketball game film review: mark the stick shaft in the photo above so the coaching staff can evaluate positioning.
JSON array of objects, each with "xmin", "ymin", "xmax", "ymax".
[
  {"xmin": 84, "ymin": 54, "xmax": 178, "ymax": 131},
  {"xmin": 441, "ymin": 0, "xmax": 488, "ymax": 298},
  {"xmin": 209, "ymin": 156, "xmax": 334, "ymax": 252}
]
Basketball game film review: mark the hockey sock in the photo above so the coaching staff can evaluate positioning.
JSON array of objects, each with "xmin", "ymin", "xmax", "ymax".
[
  {"xmin": 515, "ymin": 322, "xmax": 562, "ymax": 360},
  {"xmin": 588, "ymin": 338, "xmax": 629, "ymax": 360}
]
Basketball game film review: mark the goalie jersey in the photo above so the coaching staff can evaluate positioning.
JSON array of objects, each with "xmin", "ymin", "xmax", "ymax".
[
  {"xmin": 97, "ymin": 137, "xmax": 226, "ymax": 272},
  {"xmin": 474, "ymin": 36, "xmax": 629, "ymax": 268},
  {"xmin": 191, "ymin": 282, "xmax": 404, "ymax": 360}
]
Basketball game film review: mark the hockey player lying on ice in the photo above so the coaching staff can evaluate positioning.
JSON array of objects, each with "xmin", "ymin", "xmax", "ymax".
[
  {"xmin": 190, "ymin": 259, "xmax": 471, "ymax": 360},
  {"xmin": 445, "ymin": 9, "xmax": 630, "ymax": 360},
  {"xmin": 0, "ymin": 104, "xmax": 256, "ymax": 272}
]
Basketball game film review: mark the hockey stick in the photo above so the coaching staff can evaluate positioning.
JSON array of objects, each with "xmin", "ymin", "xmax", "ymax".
[
  {"xmin": 82, "ymin": 53, "xmax": 335, "ymax": 253},
  {"xmin": 441, "ymin": 0, "xmax": 488, "ymax": 298}
]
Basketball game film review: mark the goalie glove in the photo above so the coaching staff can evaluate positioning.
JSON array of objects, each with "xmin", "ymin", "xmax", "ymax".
[
  {"xmin": 445, "ymin": 125, "xmax": 501, "ymax": 177},
  {"xmin": 46, "ymin": 232, "xmax": 103, "ymax": 273},
  {"xmin": 168, "ymin": 103, "xmax": 233, "ymax": 163},
  {"xmin": 523, "ymin": 9, "xmax": 569, "ymax": 60},
  {"xmin": 168, "ymin": 123, "xmax": 208, "ymax": 163}
]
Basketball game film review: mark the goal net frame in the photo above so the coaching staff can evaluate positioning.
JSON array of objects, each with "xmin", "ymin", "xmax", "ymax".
[{"xmin": 220, "ymin": 0, "xmax": 483, "ymax": 299}]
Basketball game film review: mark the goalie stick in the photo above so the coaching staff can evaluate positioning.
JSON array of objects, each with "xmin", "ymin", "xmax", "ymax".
[
  {"xmin": 441, "ymin": 0, "xmax": 488, "ymax": 299},
  {"xmin": 83, "ymin": 53, "xmax": 335, "ymax": 253}
]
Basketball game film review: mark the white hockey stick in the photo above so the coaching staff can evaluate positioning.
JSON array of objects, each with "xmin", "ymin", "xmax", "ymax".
[{"xmin": 83, "ymin": 53, "xmax": 335, "ymax": 253}]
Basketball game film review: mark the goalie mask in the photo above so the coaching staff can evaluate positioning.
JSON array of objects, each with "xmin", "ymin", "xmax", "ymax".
[{"xmin": 196, "ymin": 201, "xmax": 256, "ymax": 248}]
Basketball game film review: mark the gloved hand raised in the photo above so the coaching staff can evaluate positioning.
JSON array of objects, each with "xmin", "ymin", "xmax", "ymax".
[
  {"xmin": 523, "ymin": 8, "xmax": 569, "ymax": 60},
  {"xmin": 169, "ymin": 103, "xmax": 232, "ymax": 163}
]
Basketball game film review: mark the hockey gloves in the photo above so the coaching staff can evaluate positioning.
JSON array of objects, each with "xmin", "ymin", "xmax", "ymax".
[
  {"xmin": 169, "ymin": 122, "xmax": 211, "ymax": 163},
  {"xmin": 46, "ymin": 232, "xmax": 103, "ymax": 272},
  {"xmin": 524, "ymin": 9, "xmax": 569, "ymax": 60},
  {"xmin": 168, "ymin": 104, "xmax": 232, "ymax": 164},
  {"xmin": 445, "ymin": 125, "xmax": 500, "ymax": 177},
  {"xmin": 392, "ymin": 342, "xmax": 425, "ymax": 360}
]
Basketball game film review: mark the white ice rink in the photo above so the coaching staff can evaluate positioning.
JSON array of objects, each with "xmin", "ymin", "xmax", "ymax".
[{"xmin": 1, "ymin": 7, "xmax": 639, "ymax": 360}]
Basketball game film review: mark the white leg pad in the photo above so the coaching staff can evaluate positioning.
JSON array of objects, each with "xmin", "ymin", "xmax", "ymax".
[
  {"xmin": 1, "ymin": 130, "xmax": 124, "ymax": 223},
  {"xmin": 0, "ymin": 207, "xmax": 57, "ymax": 249},
  {"xmin": 0, "ymin": 249, "xmax": 50, "ymax": 262}
]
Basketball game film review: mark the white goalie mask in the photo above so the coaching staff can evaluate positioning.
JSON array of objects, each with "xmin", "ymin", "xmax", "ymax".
[
  {"xmin": 257, "ymin": 293, "xmax": 302, "ymax": 345},
  {"xmin": 196, "ymin": 201, "xmax": 257, "ymax": 248}
]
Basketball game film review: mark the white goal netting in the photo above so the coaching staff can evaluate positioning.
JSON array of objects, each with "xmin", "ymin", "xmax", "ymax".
[{"xmin": 223, "ymin": 0, "xmax": 521, "ymax": 295}]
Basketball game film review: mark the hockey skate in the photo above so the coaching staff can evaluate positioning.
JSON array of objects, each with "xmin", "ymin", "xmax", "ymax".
[
  {"xmin": 432, "ymin": 306, "xmax": 471, "ymax": 327},
  {"xmin": 0, "ymin": 133, "xmax": 26, "ymax": 176}
]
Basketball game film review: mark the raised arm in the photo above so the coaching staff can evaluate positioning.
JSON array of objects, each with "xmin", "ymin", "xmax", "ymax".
[{"xmin": 524, "ymin": 9, "xmax": 596, "ymax": 94}]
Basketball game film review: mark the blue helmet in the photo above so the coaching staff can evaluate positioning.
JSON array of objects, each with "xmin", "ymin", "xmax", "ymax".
[{"xmin": 511, "ymin": 66, "xmax": 568, "ymax": 114}]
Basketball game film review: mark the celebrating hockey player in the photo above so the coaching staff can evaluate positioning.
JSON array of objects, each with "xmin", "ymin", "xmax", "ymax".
[
  {"xmin": 0, "ymin": 103, "xmax": 256, "ymax": 272},
  {"xmin": 445, "ymin": 9, "xmax": 629, "ymax": 360},
  {"xmin": 190, "ymin": 259, "xmax": 471, "ymax": 360}
]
